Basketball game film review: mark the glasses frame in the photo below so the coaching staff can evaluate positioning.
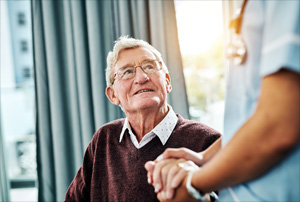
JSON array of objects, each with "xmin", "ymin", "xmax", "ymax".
[{"xmin": 112, "ymin": 59, "xmax": 162, "ymax": 85}]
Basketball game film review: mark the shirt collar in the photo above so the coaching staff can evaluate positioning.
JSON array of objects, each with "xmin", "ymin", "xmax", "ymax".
[{"xmin": 119, "ymin": 105, "xmax": 178, "ymax": 145}]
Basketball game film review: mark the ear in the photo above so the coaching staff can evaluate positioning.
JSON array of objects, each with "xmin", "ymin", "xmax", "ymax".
[
  {"xmin": 165, "ymin": 73, "xmax": 172, "ymax": 93},
  {"xmin": 106, "ymin": 86, "xmax": 120, "ymax": 106}
]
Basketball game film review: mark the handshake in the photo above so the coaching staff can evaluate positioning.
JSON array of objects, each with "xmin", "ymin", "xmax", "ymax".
[{"xmin": 144, "ymin": 147, "xmax": 219, "ymax": 202}]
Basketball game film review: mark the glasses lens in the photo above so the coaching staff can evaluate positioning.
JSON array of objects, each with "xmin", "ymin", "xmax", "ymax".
[
  {"xmin": 119, "ymin": 67, "xmax": 135, "ymax": 80},
  {"xmin": 142, "ymin": 61, "xmax": 158, "ymax": 74}
]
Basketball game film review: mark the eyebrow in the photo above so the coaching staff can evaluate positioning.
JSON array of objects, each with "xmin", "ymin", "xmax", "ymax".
[{"xmin": 119, "ymin": 59, "xmax": 156, "ymax": 70}]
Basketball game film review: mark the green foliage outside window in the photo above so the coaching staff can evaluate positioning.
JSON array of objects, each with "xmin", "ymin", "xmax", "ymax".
[{"xmin": 183, "ymin": 36, "xmax": 225, "ymax": 118}]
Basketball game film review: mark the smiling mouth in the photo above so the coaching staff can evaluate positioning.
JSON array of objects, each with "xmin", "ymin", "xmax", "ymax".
[{"xmin": 135, "ymin": 89, "xmax": 153, "ymax": 94}]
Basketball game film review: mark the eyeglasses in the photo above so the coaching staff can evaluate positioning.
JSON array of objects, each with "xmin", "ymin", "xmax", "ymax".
[{"xmin": 112, "ymin": 59, "xmax": 162, "ymax": 85}]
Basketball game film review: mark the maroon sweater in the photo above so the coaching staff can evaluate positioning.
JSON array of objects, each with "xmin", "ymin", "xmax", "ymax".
[{"xmin": 65, "ymin": 114, "xmax": 221, "ymax": 202}]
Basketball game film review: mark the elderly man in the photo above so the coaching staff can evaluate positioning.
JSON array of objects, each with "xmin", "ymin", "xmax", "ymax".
[{"xmin": 64, "ymin": 36, "xmax": 221, "ymax": 202}]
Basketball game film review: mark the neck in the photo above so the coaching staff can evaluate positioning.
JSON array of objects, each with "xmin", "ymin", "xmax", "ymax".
[{"xmin": 126, "ymin": 104, "xmax": 169, "ymax": 142}]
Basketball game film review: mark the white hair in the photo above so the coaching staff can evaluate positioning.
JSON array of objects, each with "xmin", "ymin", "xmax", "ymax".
[{"xmin": 105, "ymin": 36, "xmax": 169, "ymax": 86}]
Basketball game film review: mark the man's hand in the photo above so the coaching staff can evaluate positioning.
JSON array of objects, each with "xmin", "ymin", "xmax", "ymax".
[
  {"xmin": 145, "ymin": 150, "xmax": 200, "ymax": 200},
  {"xmin": 156, "ymin": 174, "xmax": 199, "ymax": 202},
  {"xmin": 145, "ymin": 147, "xmax": 205, "ymax": 184}
]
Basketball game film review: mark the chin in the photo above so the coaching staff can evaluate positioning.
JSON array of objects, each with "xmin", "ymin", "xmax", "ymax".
[{"xmin": 134, "ymin": 100, "xmax": 162, "ymax": 111}]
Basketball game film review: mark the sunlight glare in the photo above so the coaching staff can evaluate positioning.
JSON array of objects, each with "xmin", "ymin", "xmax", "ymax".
[{"xmin": 175, "ymin": 1, "xmax": 223, "ymax": 55}]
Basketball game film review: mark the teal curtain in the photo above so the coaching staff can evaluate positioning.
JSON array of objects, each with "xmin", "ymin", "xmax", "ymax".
[
  {"xmin": 0, "ymin": 126, "xmax": 10, "ymax": 202},
  {"xmin": 31, "ymin": 0, "xmax": 189, "ymax": 201}
]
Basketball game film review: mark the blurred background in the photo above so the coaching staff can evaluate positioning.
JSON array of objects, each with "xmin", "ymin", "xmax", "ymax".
[
  {"xmin": 0, "ymin": 0, "xmax": 239, "ymax": 201},
  {"xmin": 1, "ymin": 1, "xmax": 37, "ymax": 201}
]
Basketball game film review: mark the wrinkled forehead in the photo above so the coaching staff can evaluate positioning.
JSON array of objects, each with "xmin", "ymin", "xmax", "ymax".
[{"xmin": 114, "ymin": 47, "xmax": 157, "ymax": 71}]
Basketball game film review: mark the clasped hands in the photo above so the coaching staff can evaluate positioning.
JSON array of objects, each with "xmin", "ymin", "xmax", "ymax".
[{"xmin": 144, "ymin": 148, "xmax": 206, "ymax": 202}]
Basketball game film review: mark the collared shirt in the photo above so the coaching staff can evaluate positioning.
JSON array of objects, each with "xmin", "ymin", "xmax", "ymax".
[{"xmin": 119, "ymin": 105, "xmax": 178, "ymax": 149}]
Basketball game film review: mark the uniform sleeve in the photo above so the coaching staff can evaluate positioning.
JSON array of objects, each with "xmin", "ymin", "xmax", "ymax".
[
  {"xmin": 260, "ymin": 1, "xmax": 300, "ymax": 77},
  {"xmin": 64, "ymin": 140, "xmax": 95, "ymax": 201}
]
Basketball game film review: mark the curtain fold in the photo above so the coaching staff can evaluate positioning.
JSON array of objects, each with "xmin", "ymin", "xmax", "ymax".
[
  {"xmin": 31, "ymin": 0, "xmax": 189, "ymax": 201},
  {"xmin": 149, "ymin": 1, "xmax": 190, "ymax": 112},
  {"xmin": 0, "ymin": 129, "xmax": 10, "ymax": 202}
]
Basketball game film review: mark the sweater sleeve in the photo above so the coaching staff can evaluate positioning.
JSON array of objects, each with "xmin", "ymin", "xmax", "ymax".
[
  {"xmin": 202, "ymin": 129, "xmax": 221, "ymax": 150},
  {"xmin": 64, "ymin": 137, "xmax": 96, "ymax": 201}
]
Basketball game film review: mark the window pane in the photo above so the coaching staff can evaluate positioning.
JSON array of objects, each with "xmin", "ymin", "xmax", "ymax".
[
  {"xmin": 175, "ymin": 1, "xmax": 225, "ymax": 133},
  {"xmin": 17, "ymin": 12, "xmax": 26, "ymax": 26},
  {"xmin": 0, "ymin": 0, "xmax": 37, "ymax": 201}
]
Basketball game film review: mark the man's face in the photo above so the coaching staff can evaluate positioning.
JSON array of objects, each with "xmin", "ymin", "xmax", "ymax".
[{"xmin": 106, "ymin": 47, "xmax": 172, "ymax": 114}]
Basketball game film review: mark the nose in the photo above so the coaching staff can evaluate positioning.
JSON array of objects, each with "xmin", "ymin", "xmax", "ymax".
[{"xmin": 134, "ymin": 66, "xmax": 149, "ymax": 84}]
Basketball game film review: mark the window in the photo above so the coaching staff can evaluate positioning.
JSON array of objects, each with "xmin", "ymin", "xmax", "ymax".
[
  {"xmin": 175, "ymin": 1, "xmax": 225, "ymax": 133},
  {"xmin": 22, "ymin": 67, "xmax": 31, "ymax": 79},
  {"xmin": 1, "ymin": 1, "xmax": 37, "ymax": 201},
  {"xmin": 17, "ymin": 12, "xmax": 26, "ymax": 26},
  {"xmin": 20, "ymin": 40, "xmax": 28, "ymax": 52}
]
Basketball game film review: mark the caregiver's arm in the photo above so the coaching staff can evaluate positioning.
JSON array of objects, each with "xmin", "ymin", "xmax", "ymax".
[
  {"xmin": 151, "ymin": 69, "xmax": 300, "ymax": 202},
  {"xmin": 187, "ymin": 69, "xmax": 300, "ymax": 194}
]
